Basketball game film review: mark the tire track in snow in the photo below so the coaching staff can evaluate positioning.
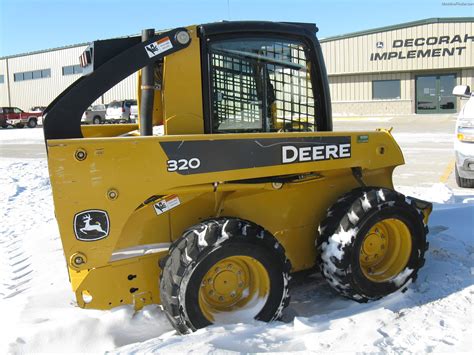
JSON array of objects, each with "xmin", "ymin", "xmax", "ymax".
[{"xmin": 0, "ymin": 162, "xmax": 43, "ymax": 299}]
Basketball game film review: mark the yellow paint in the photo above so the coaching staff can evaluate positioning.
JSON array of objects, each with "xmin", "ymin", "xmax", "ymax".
[
  {"xmin": 198, "ymin": 256, "xmax": 270, "ymax": 322},
  {"xmin": 359, "ymin": 218, "xmax": 412, "ymax": 282},
  {"xmin": 440, "ymin": 159, "xmax": 456, "ymax": 183}
]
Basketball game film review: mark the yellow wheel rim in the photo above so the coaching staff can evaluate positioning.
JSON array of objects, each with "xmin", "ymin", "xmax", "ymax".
[
  {"xmin": 359, "ymin": 218, "xmax": 412, "ymax": 282},
  {"xmin": 198, "ymin": 255, "xmax": 270, "ymax": 322}
]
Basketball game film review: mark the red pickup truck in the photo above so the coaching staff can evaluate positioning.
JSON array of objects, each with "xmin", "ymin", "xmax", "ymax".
[{"xmin": 0, "ymin": 107, "xmax": 42, "ymax": 128}]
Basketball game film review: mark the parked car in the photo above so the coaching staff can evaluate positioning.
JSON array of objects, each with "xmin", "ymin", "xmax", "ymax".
[
  {"xmin": 452, "ymin": 85, "xmax": 474, "ymax": 188},
  {"xmin": 30, "ymin": 106, "xmax": 47, "ymax": 126},
  {"xmin": 0, "ymin": 107, "xmax": 42, "ymax": 128},
  {"xmin": 81, "ymin": 104, "xmax": 107, "ymax": 124},
  {"xmin": 129, "ymin": 104, "xmax": 138, "ymax": 122},
  {"xmin": 105, "ymin": 100, "xmax": 137, "ymax": 123},
  {"xmin": 30, "ymin": 106, "xmax": 47, "ymax": 113}
]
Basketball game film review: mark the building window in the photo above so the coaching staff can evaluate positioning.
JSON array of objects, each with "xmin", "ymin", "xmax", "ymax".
[
  {"xmin": 0, "ymin": 75, "xmax": 4, "ymax": 84},
  {"xmin": 13, "ymin": 69, "xmax": 51, "ymax": 82},
  {"xmin": 372, "ymin": 80, "xmax": 401, "ymax": 100},
  {"xmin": 62, "ymin": 65, "xmax": 82, "ymax": 75}
]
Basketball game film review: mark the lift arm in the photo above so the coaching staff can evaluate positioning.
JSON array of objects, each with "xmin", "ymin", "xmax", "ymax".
[{"xmin": 43, "ymin": 27, "xmax": 191, "ymax": 141}]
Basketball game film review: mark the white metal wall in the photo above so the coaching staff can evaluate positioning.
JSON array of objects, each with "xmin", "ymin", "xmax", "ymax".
[
  {"xmin": 4, "ymin": 46, "xmax": 87, "ymax": 109},
  {"xmin": 0, "ymin": 59, "xmax": 11, "ymax": 106},
  {"xmin": 0, "ymin": 45, "xmax": 138, "ymax": 110}
]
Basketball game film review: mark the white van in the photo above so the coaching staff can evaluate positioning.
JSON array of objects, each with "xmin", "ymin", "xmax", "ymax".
[
  {"xmin": 105, "ymin": 100, "xmax": 137, "ymax": 123},
  {"xmin": 452, "ymin": 85, "xmax": 474, "ymax": 188}
]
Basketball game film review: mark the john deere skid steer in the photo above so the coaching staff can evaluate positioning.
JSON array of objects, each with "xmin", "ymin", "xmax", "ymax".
[{"xmin": 43, "ymin": 22, "xmax": 432, "ymax": 334}]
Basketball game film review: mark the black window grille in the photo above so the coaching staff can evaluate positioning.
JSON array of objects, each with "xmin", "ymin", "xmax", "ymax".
[{"xmin": 209, "ymin": 38, "xmax": 316, "ymax": 133}]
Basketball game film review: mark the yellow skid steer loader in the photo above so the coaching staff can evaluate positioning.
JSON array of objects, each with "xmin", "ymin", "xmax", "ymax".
[{"xmin": 43, "ymin": 22, "xmax": 432, "ymax": 334}]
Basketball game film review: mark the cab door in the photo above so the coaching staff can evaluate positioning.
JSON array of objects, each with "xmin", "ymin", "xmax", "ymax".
[{"xmin": 12, "ymin": 107, "xmax": 23, "ymax": 120}]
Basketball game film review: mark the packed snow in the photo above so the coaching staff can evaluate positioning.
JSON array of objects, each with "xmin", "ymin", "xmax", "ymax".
[{"xmin": 0, "ymin": 129, "xmax": 473, "ymax": 353}]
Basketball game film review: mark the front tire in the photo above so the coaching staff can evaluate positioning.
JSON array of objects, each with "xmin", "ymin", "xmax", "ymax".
[
  {"xmin": 160, "ymin": 218, "xmax": 291, "ymax": 334},
  {"xmin": 92, "ymin": 116, "xmax": 101, "ymax": 125},
  {"xmin": 455, "ymin": 164, "xmax": 474, "ymax": 188},
  {"xmin": 318, "ymin": 187, "xmax": 428, "ymax": 302}
]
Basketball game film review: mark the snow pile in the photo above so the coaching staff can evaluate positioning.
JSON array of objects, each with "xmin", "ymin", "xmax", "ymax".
[{"xmin": 0, "ymin": 157, "xmax": 473, "ymax": 353}]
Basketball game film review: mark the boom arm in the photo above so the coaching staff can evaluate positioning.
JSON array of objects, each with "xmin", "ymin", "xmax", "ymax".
[{"xmin": 43, "ymin": 27, "xmax": 191, "ymax": 141}]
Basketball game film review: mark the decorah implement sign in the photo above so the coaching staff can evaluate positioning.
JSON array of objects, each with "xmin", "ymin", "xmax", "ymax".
[{"xmin": 371, "ymin": 34, "xmax": 473, "ymax": 61}]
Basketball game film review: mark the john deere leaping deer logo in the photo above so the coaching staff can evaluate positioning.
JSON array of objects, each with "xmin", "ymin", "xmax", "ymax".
[{"xmin": 73, "ymin": 210, "xmax": 110, "ymax": 241}]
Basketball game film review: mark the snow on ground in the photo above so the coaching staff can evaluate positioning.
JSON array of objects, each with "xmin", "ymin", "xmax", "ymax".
[{"xmin": 0, "ymin": 130, "xmax": 473, "ymax": 353}]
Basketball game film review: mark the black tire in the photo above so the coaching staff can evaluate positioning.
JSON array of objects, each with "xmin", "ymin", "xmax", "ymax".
[
  {"xmin": 455, "ymin": 164, "xmax": 474, "ymax": 188},
  {"xmin": 318, "ymin": 187, "xmax": 428, "ymax": 302},
  {"xmin": 27, "ymin": 118, "xmax": 37, "ymax": 128},
  {"xmin": 92, "ymin": 116, "xmax": 101, "ymax": 125},
  {"xmin": 1, "ymin": 124, "xmax": 7, "ymax": 129},
  {"xmin": 160, "ymin": 218, "xmax": 291, "ymax": 334}
]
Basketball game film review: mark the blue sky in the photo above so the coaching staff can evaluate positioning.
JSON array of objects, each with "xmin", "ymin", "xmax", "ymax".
[{"xmin": 0, "ymin": 0, "xmax": 472, "ymax": 57}]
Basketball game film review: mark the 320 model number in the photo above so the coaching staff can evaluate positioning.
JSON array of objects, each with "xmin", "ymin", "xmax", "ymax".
[{"xmin": 167, "ymin": 158, "xmax": 201, "ymax": 172}]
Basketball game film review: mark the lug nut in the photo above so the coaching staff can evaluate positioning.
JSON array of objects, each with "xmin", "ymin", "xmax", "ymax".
[
  {"xmin": 218, "ymin": 296, "xmax": 224, "ymax": 301},
  {"xmin": 74, "ymin": 256, "xmax": 84, "ymax": 265}
]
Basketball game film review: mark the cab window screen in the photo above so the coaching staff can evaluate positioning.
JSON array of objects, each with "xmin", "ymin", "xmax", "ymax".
[{"xmin": 209, "ymin": 38, "xmax": 315, "ymax": 133}]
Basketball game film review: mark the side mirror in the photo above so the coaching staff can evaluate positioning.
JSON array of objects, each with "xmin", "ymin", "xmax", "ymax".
[{"xmin": 452, "ymin": 85, "xmax": 471, "ymax": 98}]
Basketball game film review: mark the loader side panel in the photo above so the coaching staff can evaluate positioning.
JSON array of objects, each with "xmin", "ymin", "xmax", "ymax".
[{"xmin": 47, "ymin": 131, "xmax": 403, "ymax": 278}]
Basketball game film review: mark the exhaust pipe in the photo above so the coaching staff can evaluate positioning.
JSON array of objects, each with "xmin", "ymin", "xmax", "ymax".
[{"xmin": 140, "ymin": 28, "xmax": 154, "ymax": 136}]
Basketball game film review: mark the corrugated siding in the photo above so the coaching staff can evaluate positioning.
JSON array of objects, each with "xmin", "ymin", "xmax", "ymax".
[
  {"xmin": 6, "ymin": 46, "xmax": 87, "ymax": 109},
  {"xmin": 329, "ymin": 73, "xmax": 411, "ymax": 101},
  {"xmin": 103, "ymin": 74, "xmax": 138, "ymax": 103},
  {"xmin": 3, "ymin": 45, "xmax": 138, "ymax": 110},
  {"xmin": 321, "ymin": 21, "xmax": 474, "ymax": 75},
  {"xmin": 0, "ymin": 59, "xmax": 10, "ymax": 106}
]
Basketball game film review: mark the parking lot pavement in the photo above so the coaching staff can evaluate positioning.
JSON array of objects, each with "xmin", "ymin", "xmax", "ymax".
[
  {"xmin": 333, "ymin": 114, "xmax": 462, "ymax": 191},
  {"xmin": 0, "ymin": 115, "xmax": 471, "ymax": 192},
  {"xmin": 0, "ymin": 127, "xmax": 47, "ymax": 159}
]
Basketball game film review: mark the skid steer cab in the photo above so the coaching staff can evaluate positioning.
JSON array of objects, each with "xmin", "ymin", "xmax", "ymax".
[{"xmin": 43, "ymin": 21, "xmax": 432, "ymax": 334}]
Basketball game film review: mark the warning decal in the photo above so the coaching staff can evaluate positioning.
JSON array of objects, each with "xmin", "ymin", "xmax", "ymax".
[
  {"xmin": 153, "ymin": 195, "xmax": 180, "ymax": 215},
  {"xmin": 145, "ymin": 37, "xmax": 173, "ymax": 58}
]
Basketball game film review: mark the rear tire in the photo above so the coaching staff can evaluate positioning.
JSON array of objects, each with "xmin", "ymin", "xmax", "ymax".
[
  {"xmin": 27, "ymin": 118, "xmax": 37, "ymax": 128},
  {"xmin": 318, "ymin": 187, "xmax": 428, "ymax": 302},
  {"xmin": 455, "ymin": 164, "xmax": 474, "ymax": 188},
  {"xmin": 159, "ymin": 218, "xmax": 291, "ymax": 334},
  {"xmin": 92, "ymin": 116, "xmax": 101, "ymax": 125}
]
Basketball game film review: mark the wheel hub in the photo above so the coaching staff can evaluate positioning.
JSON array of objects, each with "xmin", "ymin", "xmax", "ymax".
[
  {"xmin": 359, "ymin": 218, "xmax": 412, "ymax": 282},
  {"xmin": 201, "ymin": 261, "xmax": 246, "ymax": 307},
  {"xmin": 360, "ymin": 229, "xmax": 387, "ymax": 263},
  {"xmin": 198, "ymin": 255, "xmax": 270, "ymax": 322}
]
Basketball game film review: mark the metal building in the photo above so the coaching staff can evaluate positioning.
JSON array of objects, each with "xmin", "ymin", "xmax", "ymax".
[
  {"xmin": 320, "ymin": 17, "xmax": 474, "ymax": 116},
  {"xmin": 0, "ymin": 43, "xmax": 137, "ymax": 110},
  {"xmin": 0, "ymin": 17, "xmax": 472, "ymax": 115}
]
